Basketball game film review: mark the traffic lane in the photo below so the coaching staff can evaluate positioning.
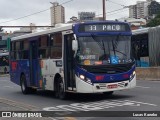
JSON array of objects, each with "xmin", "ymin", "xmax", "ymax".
[
  {"xmin": 120, "ymin": 80, "xmax": 160, "ymax": 106},
  {"xmin": 0, "ymin": 76, "xmax": 159, "ymax": 110}
]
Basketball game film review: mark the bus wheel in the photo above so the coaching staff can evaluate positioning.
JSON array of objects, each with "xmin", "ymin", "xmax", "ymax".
[
  {"xmin": 20, "ymin": 75, "xmax": 30, "ymax": 94},
  {"xmin": 55, "ymin": 77, "xmax": 67, "ymax": 99},
  {"xmin": 103, "ymin": 91, "xmax": 114, "ymax": 96}
]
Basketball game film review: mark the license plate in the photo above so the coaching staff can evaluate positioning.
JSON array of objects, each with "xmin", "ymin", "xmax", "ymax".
[{"xmin": 107, "ymin": 84, "xmax": 118, "ymax": 89}]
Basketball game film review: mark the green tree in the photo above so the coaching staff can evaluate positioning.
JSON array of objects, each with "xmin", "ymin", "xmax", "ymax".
[{"xmin": 147, "ymin": 13, "xmax": 160, "ymax": 27}]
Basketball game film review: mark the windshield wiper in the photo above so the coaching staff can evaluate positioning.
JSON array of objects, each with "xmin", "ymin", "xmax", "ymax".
[
  {"xmin": 90, "ymin": 34, "xmax": 107, "ymax": 60},
  {"xmin": 112, "ymin": 34, "xmax": 121, "ymax": 56}
]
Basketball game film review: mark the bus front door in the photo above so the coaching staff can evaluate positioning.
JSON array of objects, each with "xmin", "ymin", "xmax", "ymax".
[
  {"xmin": 64, "ymin": 34, "xmax": 76, "ymax": 91},
  {"xmin": 29, "ymin": 40, "xmax": 38, "ymax": 87}
]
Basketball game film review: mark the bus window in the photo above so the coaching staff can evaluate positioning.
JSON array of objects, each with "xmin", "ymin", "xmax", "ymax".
[
  {"xmin": 16, "ymin": 41, "xmax": 20, "ymax": 50},
  {"xmin": 21, "ymin": 40, "xmax": 29, "ymax": 59},
  {"xmin": 50, "ymin": 33, "xmax": 62, "ymax": 59},
  {"xmin": 38, "ymin": 35, "xmax": 49, "ymax": 59}
]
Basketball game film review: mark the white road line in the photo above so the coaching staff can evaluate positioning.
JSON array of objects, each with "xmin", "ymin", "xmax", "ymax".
[
  {"xmin": 136, "ymin": 86, "xmax": 150, "ymax": 89},
  {"xmin": 124, "ymin": 100, "xmax": 157, "ymax": 106}
]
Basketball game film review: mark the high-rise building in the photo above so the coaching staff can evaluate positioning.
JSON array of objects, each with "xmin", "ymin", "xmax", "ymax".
[
  {"xmin": 78, "ymin": 12, "xmax": 95, "ymax": 21},
  {"xmin": 129, "ymin": 5, "xmax": 137, "ymax": 18},
  {"xmin": 129, "ymin": 0, "xmax": 154, "ymax": 19},
  {"xmin": 50, "ymin": 2, "xmax": 65, "ymax": 26}
]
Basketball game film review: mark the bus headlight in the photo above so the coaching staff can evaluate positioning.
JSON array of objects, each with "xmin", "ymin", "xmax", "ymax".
[
  {"xmin": 79, "ymin": 75, "xmax": 92, "ymax": 85},
  {"xmin": 80, "ymin": 75, "xmax": 85, "ymax": 80},
  {"xmin": 130, "ymin": 71, "xmax": 136, "ymax": 81},
  {"xmin": 133, "ymin": 71, "xmax": 136, "ymax": 76}
]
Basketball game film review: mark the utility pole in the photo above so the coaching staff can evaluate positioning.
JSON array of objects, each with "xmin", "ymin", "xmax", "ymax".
[{"xmin": 103, "ymin": 0, "xmax": 106, "ymax": 21}]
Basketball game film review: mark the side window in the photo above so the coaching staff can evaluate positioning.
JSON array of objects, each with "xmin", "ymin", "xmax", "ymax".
[
  {"xmin": 16, "ymin": 42, "xmax": 20, "ymax": 50},
  {"xmin": 21, "ymin": 40, "xmax": 29, "ymax": 59},
  {"xmin": 11, "ymin": 42, "xmax": 16, "ymax": 60},
  {"xmin": 38, "ymin": 35, "xmax": 49, "ymax": 59},
  {"xmin": 50, "ymin": 33, "xmax": 62, "ymax": 59}
]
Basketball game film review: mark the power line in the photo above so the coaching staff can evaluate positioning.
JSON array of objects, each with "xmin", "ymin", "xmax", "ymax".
[
  {"xmin": 0, "ymin": 0, "xmax": 74, "ymax": 24},
  {"xmin": 95, "ymin": 7, "xmax": 128, "ymax": 17},
  {"xmin": 107, "ymin": 0, "xmax": 127, "ymax": 7}
]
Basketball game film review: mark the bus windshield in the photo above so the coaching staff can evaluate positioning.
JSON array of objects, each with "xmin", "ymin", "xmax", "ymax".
[{"xmin": 76, "ymin": 35, "xmax": 133, "ymax": 66}]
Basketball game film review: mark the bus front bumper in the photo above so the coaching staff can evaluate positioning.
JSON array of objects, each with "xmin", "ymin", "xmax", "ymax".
[{"xmin": 75, "ymin": 75, "xmax": 136, "ymax": 93}]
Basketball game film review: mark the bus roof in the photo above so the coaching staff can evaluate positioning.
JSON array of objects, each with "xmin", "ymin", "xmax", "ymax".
[
  {"xmin": 11, "ymin": 21, "xmax": 131, "ymax": 41},
  {"xmin": 132, "ymin": 27, "xmax": 150, "ymax": 35},
  {"xmin": 11, "ymin": 23, "xmax": 73, "ymax": 41}
]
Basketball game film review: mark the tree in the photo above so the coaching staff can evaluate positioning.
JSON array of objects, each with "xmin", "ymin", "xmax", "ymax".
[
  {"xmin": 0, "ymin": 27, "xmax": 4, "ymax": 32},
  {"xmin": 147, "ymin": 13, "xmax": 160, "ymax": 27}
]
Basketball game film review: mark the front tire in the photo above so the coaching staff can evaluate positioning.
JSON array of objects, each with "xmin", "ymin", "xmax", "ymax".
[{"xmin": 55, "ymin": 77, "xmax": 67, "ymax": 99}]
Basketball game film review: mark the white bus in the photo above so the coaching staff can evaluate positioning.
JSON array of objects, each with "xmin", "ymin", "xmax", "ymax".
[
  {"xmin": 0, "ymin": 52, "xmax": 9, "ymax": 73},
  {"xmin": 10, "ymin": 21, "xmax": 136, "ymax": 99},
  {"xmin": 132, "ymin": 26, "xmax": 160, "ymax": 67}
]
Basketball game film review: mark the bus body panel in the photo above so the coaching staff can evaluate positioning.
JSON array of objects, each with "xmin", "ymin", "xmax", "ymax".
[
  {"xmin": 10, "ymin": 60, "xmax": 30, "ymax": 86},
  {"xmin": 40, "ymin": 59, "xmax": 63, "ymax": 90}
]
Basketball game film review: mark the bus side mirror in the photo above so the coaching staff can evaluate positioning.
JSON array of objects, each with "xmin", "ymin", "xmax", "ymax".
[{"xmin": 72, "ymin": 40, "xmax": 78, "ymax": 51}]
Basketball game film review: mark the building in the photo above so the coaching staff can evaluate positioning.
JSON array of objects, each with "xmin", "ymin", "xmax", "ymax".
[
  {"xmin": 78, "ymin": 12, "xmax": 95, "ymax": 21},
  {"xmin": 50, "ymin": 2, "xmax": 65, "ymax": 26},
  {"xmin": 129, "ymin": 5, "xmax": 137, "ymax": 19},
  {"xmin": 67, "ymin": 16, "xmax": 80, "ymax": 23},
  {"xmin": 20, "ymin": 23, "xmax": 37, "ymax": 31},
  {"xmin": 93, "ymin": 17, "xmax": 103, "ymax": 21},
  {"xmin": 119, "ymin": 18, "xmax": 147, "ymax": 30},
  {"xmin": 129, "ymin": 0, "xmax": 154, "ymax": 19}
]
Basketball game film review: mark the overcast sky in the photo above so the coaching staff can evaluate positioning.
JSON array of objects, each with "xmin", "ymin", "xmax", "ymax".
[{"xmin": 0, "ymin": 0, "xmax": 160, "ymax": 32}]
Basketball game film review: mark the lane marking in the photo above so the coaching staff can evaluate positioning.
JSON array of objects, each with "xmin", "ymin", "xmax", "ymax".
[
  {"xmin": 113, "ymin": 100, "xmax": 157, "ymax": 107},
  {"xmin": 136, "ymin": 86, "xmax": 150, "ymax": 89},
  {"xmin": 43, "ymin": 100, "xmax": 157, "ymax": 111}
]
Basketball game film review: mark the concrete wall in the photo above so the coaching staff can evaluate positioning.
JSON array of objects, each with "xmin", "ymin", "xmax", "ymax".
[{"xmin": 136, "ymin": 67, "xmax": 160, "ymax": 80}]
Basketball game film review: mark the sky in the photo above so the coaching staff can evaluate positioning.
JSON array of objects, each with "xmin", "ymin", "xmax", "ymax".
[{"xmin": 0, "ymin": 0, "xmax": 160, "ymax": 32}]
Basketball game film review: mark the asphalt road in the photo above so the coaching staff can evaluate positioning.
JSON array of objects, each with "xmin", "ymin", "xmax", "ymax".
[{"xmin": 0, "ymin": 75, "xmax": 160, "ymax": 120}]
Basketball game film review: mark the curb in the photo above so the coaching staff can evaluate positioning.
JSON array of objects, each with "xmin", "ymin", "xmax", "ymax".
[{"xmin": 0, "ymin": 98, "xmax": 39, "ymax": 111}]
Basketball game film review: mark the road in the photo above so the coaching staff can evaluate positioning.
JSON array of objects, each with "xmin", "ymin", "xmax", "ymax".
[{"xmin": 0, "ymin": 75, "xmax": 160, "ymax": 120}]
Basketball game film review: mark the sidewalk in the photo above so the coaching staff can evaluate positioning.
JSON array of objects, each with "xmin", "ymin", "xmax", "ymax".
[
  {"xmin": 0, "ymin": 98, "xmax": 53, "ymax": 120},
  {"xmin": 136, "ymin": 67, "xmax": 160, "ymax": 81}
]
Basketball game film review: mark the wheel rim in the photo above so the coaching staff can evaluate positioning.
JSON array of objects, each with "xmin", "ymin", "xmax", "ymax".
[
  {"xmin": 21, "ymin": 81, "xmax": 25, "ymax": 92},
  {"xmin": 21, "ymin": 76, "xmax": 26, "ymax": 92},
  {"xmin": 59, "ymin": 80, "xmax": 64, "ymax": 94}
]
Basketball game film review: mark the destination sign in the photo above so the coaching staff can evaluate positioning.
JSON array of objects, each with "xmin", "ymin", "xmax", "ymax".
[{"xmin": 78, "ymin": 24, "xmax": 130, "ymax": 32}]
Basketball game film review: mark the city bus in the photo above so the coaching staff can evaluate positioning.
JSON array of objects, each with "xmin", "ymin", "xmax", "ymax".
[
  {"xmin": 0, "ymin": 52, "xmax": 9, "ymax": 73},
  {"xmin": 132, "ymin": 26, "xmax": 160, "ymax": 67},
  {"xmin": 10, "ymin": 21, "xmax": 136, "ymax": 99}
]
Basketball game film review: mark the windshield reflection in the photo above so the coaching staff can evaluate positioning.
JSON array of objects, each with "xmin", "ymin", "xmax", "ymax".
[{"xmin": 76, "ymin": 36, "xmax": 133, "ymax": 66}]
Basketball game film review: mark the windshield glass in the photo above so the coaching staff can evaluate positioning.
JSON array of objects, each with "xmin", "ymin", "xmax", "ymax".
[{"xmin": 76, "ymin": 36, "xmax": 133, "ymax": 66}]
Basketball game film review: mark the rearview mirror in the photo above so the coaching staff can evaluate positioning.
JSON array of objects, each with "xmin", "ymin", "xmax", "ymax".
[{"xmin": 72, "ymin": 40, "xmax": 78, "ymax": 51}]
